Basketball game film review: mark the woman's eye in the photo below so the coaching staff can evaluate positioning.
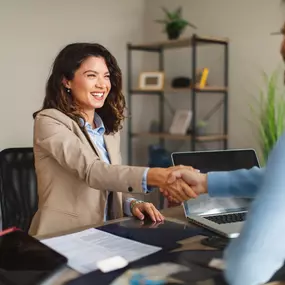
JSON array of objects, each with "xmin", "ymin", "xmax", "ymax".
[
  {"xmin": 87, "ymin": 74, "xmax": 96, "ymax": 78},
  {"xmin": 105, "ymin": 74, "xmax": 110, "ymax": 79}
]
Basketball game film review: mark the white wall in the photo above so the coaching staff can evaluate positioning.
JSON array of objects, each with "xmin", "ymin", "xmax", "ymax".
[
  {"xmin": 1, "ymin": 0, "xmax": 285, "ymax": 165},
  {"xmin": 0, "ymin": 0, "xmax": 145, "ymax": 162},
  {"xmin": 131, "ymin": 0, "xmax": 285, "ymax": 162}
]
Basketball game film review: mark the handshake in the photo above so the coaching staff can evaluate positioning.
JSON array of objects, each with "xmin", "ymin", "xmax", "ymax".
[{"xmin": 148, "ymin": 166, "xmax": 208, "ymax": 203}]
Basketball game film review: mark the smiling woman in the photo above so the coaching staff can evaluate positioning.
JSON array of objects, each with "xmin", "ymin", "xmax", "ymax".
[
  {"xmin": 29, "ymin": 42, "xmax": 195, "ymax": 236},
  {"xmin": 34, "ymin": 43, "xmax": 125, "ymax": 134}
]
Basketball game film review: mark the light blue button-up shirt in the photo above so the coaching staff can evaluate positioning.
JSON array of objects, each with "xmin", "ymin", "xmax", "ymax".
[
  {"xmin": 83, "ymin": 113, "xmax": 149, "ymax": 220},
  {"xmin": 207, "ymin": 132, "xmax": 285, "ymax": 285}
]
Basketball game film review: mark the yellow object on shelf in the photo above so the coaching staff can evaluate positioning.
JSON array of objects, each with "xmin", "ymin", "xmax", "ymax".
[{"xmin": 199, "ymin": 68, "xmax": 209, "ymax": 88}]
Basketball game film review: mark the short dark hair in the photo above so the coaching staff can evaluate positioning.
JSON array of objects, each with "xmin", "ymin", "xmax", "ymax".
[{"xmin": 33, "ymin": 43, "xmax": 126, "ymax": 134}]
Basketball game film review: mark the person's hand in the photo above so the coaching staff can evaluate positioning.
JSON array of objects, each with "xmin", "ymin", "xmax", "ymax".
[
  {"xmin": 147, "ymin": 166, "xmax": 199, "ymax": 203},
  {"xmin": 131, "ymin": 201, "xmax": 164, "ymax": 223},
  {"xmin": 161, "ymin": 169, "xmax": 208, "ymax": 202},
  {"xmin": 161, "ymin": 165, "xmax": 200, "ymax": 203}
]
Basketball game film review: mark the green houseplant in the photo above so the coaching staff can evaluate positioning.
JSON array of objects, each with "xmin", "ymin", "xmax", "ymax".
[
  {"xmin": 196, "ymin": 120, "xmax": 208, "ymax": 136},
  {"xmin": 155, "ymin": 7, "xmax": 197, "ymax": 40},
  {"xmin": 251, "ymin": 69, "xmax": 285, "ymax": 165}
]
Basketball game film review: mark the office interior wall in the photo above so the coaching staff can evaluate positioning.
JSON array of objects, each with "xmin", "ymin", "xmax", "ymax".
[
  {"xmin": 1, "ymin": 0, "xmax": 285, "ymax": 166},
  {"xmin": 0, "ymin": 0, "xmax": 146, "ymax": 163}
]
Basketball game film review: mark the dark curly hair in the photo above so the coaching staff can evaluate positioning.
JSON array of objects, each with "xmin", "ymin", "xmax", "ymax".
[{"xmin": 33, "ymin": 42, "xmax": 126, "ymax": 134}]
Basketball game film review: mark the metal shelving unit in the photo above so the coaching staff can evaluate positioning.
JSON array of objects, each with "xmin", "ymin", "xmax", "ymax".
[{"xmin": 127, "ymin": 34, "xmax": 229, "ymax": 165}]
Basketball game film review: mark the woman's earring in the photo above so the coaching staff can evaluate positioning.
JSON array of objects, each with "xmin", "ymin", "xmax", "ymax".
[{"xmin": 66, "ymin": 88, "xmax": 71, "ymax": 94}]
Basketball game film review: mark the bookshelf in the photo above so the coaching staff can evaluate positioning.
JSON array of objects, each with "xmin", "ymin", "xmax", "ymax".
[{"xmin": 127, "ymin": 34, "xmax": 229, "ymax": 165}]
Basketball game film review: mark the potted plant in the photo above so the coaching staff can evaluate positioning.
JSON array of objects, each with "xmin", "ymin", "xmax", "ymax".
[
  {"xmin": 155, "ymin": 7, "xmax": 197, "ymax": 40},
  {"xmin": 250, "ymin": 69, "xmax": 285, "ymax": 165},
  {"xmin": 196, "ymin": 120, "xmax": 208, "ymax": 136}
]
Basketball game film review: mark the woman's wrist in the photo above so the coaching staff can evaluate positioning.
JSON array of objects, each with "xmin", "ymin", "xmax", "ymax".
[
  {"xmin": 146, "ymin": 168, "xmax": 167, "ymax": 187},
  {"xmin": 130, "ymin": 200, "xmax": 144, "ymax": 214}
]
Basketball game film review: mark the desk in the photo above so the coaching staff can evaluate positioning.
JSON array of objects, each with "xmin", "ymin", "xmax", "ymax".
[{"xmin": 40, "ymin": 206, "xmax": 283, "ymax": 285}]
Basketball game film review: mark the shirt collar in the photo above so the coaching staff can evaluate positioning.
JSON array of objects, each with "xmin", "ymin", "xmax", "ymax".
[
  {"xmin": 79, "ymin": 113, "xmax": 105, "ymax": 135},
  {"xmin": 93, "ymin": 113, "xmax": 105, "ymax": 135}
]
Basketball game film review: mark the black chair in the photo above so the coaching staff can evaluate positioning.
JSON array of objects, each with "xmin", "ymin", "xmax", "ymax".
[{"xmin": 0, "ymin": 148, "xmax": 38, "ymax": 232}]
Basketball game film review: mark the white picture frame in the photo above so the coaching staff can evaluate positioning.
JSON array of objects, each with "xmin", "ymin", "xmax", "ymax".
[
  {"xmin": 138, "ymin": 71, "xmax": 164, "ymax": 90},
  {"xmin": 169, "ymin": 110, "xmax": 192, "ymax": 135}
]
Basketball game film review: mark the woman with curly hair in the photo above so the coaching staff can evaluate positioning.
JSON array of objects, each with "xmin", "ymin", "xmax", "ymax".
[{"xmin": 29, "ymin": 43, "xmax": 195, "ymax": 236}]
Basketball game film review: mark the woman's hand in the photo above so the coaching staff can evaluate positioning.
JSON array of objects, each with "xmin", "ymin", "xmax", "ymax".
[
  {"xmin": 147, "ymin": 166, "xmax": 198, "ymax": 202},
  {"xmin": 130, "ymin": 201, "xmax": 164, "ymax": 223}
]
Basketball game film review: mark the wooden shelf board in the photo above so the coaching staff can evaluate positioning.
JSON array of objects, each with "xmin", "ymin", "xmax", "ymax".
[
  {"xmin": 131, "ymin": 132, "xmax": 228, "ymax": 141},
  {"xmin": 165, "ymin": 86, "xmax": 228, "ymax": 93},
  {"xmin": 130, "ymin": 86, "xmax": 227, "ymax": 94},
  {"xmin": 130, "ymin": 35, "xmax": 229, "ymax": 50}
]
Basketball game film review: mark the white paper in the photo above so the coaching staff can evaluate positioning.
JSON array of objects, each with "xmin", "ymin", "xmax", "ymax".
[{"xmin": 41, "ymin": 228, "xmax": 161, "ymax": 274}]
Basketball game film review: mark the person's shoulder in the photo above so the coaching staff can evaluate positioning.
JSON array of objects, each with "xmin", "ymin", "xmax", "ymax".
[
  {"xmin": 34, "ymin": 108, "xmax": 76, "ymax": 131},
  {"xmin": 35, "ymin": 108, "xmax": 70, "ymax": 121}
]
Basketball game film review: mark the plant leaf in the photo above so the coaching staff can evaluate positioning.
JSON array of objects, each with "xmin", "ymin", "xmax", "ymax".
[
  {"xmin": 175, "ymin": 7, "xmax": 182, "ymax": 17},
  {"xmin": 161, "ymin": 7, "xmax": 173, "ymax": 20},
  {"xmin": 250, "ymin": 68, "xmax": 285, "ymax": 163},
  {"xmin": 187, "ymin": 21, "xmax": 198, "ymax": 29}
]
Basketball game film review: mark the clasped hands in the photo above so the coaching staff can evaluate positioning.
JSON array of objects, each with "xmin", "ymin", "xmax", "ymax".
[
  {"xmin": 130, "ymin": 165, "xmax": 207, "ymax": 223},
  {"xmin": 159, "ymin": 165, "xmax": 207, "ymax": 203}
]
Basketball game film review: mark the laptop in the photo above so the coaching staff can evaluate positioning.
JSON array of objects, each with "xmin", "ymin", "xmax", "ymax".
[{"xmin": 171, "ymin": 149, "xmax": 260, "ymax": 238}]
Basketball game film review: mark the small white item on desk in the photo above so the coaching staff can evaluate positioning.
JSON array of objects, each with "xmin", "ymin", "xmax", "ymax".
[
  {"xmin": 97, "ymin": 256, "xmax": 128, "ymax": 273},
  {"xmin": 208, "ymin": 258, "xmax": 226, "ymax": 270}
]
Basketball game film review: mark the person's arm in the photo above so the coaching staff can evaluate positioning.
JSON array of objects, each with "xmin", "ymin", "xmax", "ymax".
[
  {"xmin": 224, "ymin": 134, "xmax": 285, "ymax": 285},
  {"xmin": 207, "ymin": 166, "xmax": 265, "ymax": 198},
  {"xmin": 35, "ymin": 111, "xmax": 194, "ymax": 202},
  {"xmin": 34, "ymin": 112, "xmax": 166, "ymax": 194},
  {"xmin": 164, "ymin": 166, "xmax": 265, "ymax": 200},
  {"xmin": 123, "ymin": 168, "xmax": 149, "ymax": 216}
]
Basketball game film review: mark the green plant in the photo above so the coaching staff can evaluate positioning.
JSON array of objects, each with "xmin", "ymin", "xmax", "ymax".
[
  {"xmin": 197, "ymin": 120, "xmax": 208, "ymax": 128},
  {"xmin": 251, "ymin": 69, "xmax": 285, "ymax": 165},
  {"xmin": 155, "ymin": 7, "xmax": 197, "ymax": 40},
  {"xmin": 195, "ymin": 120, "xmax": 208, "ymax": 135}
]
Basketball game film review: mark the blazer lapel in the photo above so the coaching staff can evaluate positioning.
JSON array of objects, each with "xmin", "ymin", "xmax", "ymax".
[
  {"xmin": 80, "ymin": 127, "xmax": 106, "ymax": 161},
  {"xmin": 104, "ymin": 134, "xmax": 118, "ymax": 165}
]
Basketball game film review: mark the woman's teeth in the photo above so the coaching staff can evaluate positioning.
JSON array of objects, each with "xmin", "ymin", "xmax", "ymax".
[{"xmin": 92, "ymin": 92, "xmax": 104, "ymax": 97}]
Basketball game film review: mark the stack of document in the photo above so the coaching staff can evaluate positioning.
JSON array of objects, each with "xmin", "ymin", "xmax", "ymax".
[{"xmin": 41, "ymin": 228, "xmax": 161, "ymax": 274}]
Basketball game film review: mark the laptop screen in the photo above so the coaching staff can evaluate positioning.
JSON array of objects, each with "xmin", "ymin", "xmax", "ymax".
[
  {"xmin": 171, "ymin": 149, "xmax": 259, "ymax": 216},
  {"xmin": 171, "ymin": 149, "xmax": 260, "ymax": 173}
]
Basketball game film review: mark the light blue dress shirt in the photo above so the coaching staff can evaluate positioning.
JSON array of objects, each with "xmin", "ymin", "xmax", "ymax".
[
  {"xmin": 84, "ymin": 113, "xmax": 149, "ymax": 220},
  {"xmin": 207, "ymin": 133, "xmax": 285, "ymax": 285}
]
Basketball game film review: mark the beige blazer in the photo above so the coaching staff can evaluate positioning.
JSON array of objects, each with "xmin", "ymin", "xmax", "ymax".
[{"xmin": 29, "ymin": 108, "xmax": 148, "ymax": 236}]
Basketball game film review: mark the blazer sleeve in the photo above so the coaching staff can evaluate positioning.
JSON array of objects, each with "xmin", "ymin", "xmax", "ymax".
[
  {"xmin": 34, "ymin": 113, "xmax": 147, "ymax": 194},
  {"xmin": 207, "ymin": 166, "xmax": 265, "ymax": 198}
]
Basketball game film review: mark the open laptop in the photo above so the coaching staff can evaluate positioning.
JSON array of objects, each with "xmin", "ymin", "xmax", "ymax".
[{"xmin": 171, "ymin": 149, "xmax": 260, "ymax": 238}]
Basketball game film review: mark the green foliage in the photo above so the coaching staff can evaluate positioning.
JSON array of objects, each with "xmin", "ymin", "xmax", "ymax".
[
  {"xmin": 251, "ymin": 69, "xmax": 285, "ymax": 165},
  {"xmin": 155, "ymin": 7, "xmax": 197, "ymax": 39}
]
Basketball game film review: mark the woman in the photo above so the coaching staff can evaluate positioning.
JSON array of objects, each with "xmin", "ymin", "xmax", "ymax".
[{"xmin": 29, "ymin": 43, "xmax": 195, "ymax": 236}]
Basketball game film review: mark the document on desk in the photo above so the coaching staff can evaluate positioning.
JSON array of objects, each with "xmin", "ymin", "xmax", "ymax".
[{"xmin": 41, "ymin": 228, "xmax": 161, "ymax": 274}]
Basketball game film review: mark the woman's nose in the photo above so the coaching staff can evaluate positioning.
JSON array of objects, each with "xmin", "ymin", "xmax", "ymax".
[{"xmin": 95, "ymin": 76, "xmax": 106, "ymax": 88}]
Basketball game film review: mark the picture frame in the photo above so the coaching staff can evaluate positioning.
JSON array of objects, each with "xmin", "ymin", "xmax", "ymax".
[
  {"xmin": 169, "ymin": 109, "xmax": 193, "ymax": 135},
  {"xmin": 138, "ymin": 71, "xmax": 165, "ymax": 90}
]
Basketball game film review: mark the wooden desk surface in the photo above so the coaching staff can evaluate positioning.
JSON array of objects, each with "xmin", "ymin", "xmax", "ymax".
[{"xmin": 42, "ymin": 206, "xmax": 283, "ymax": 285}]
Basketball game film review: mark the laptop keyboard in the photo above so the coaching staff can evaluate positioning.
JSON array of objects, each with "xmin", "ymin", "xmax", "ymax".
[{"xmin": 205, "ymin": 212, "xmax": 247, "ymax": 224}]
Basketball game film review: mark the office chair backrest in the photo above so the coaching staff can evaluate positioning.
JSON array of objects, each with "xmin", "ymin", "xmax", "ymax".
[{"xmin": 0, "ymin": 148, "xmax": 38, "ymax": 232}]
